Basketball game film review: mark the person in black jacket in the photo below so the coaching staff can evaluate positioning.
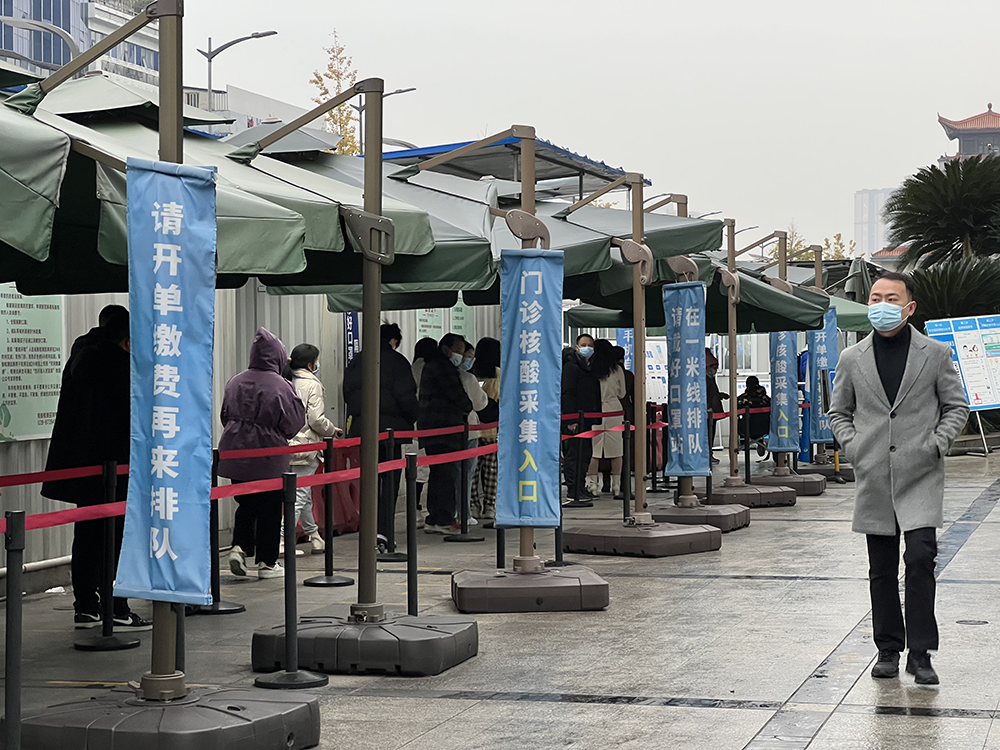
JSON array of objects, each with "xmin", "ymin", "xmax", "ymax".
[
  {"xmin": 417, "ymin": 333, "xmax": 473, "ymax": 533},
  {"xmin": 343, "ymin": 323, "xmax": 419, "ymax": 540},
  {"xmin": 561, "ymin": 334, "xmax": 601, "ymax": 500},
  {"xmin": 41, "ymin": 308, "xmax": 150, "ymax": 631}
]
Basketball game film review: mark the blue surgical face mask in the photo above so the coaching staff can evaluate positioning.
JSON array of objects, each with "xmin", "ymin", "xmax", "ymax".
[
  {"xmin": 461, "ymin": 357, "xmax": 475, "ymax": 372},
  {"xmin": 578, "ymin": 346, "xmax": 594, "ymax": 359},
  {"xmin": 868, "ymin": 301, "xmax": 909, "ymax": 332},
  {"xmin": 312, "ymin": 360, "xmax": 320, "ymax": 374},
  {"xmin": 450, "ymin": 351, "xmax": 464, "ymax": 367}
]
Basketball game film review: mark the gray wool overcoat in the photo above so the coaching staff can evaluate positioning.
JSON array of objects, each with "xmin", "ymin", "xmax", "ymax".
[{"xmin": 829, "ymin": 328, "xmax": 969, "ymax": 536}]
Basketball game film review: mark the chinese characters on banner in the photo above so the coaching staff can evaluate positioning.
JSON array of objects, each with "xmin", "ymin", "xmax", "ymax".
[
  {"xmin": 616, "ymin": 328, "xmax": 634, "ymax": 372},
  {"xmin": 661, "ymin": 282, "xmax": 710, "ymax": 477},
  {"xmin": 345, "ymin": 312, "xmax": 360, "ymax": 364},
  {"xmin": 807, "ymin": 308, "xmax": 838, "ymax": 443},
  {"xmin": 496, "ymin": 249, "xmax": 563, "ymax": 528},
  {"xmin": 115, "ymin": 159, "xmax": 216, "ymax": 606},
  {"xmin": 768, "ymin": 330, "xmax": 800, "ymax": 453}
]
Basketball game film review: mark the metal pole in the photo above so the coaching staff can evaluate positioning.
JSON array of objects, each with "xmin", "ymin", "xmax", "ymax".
[
  {"xmin": 5, "ymin": 510, "xmax": 24, "ymax": 750},
  {"xmin": 496, "ymin": 527, "xmax": 506, "ymax": 569},
  {"xmin": 198, "ymin": 449, "xmax": 246, "ymax": 613},
  {"xmin": 744, "ymin": 407, "xmax": 752, "ymax": 484},
  {"xmin": 445, "ymin": 424, "xmax": 484, "ymax": 543},
  {"xmin": 205, "ymin": 37, "xmax": 212, "ymax": 112},
  {"xmin": 812, "ymin": 244, "xmax": 831, "ymax": 466},
  {"xmin": 724, "ymin": 219, "xmax": 743, "ymax": 487},
  {"xmin": 648, "ymin": 402, "xmax": 658, "ymax": 493},
  {"xmin": 305, "ymin": 439, "xmax": 354, "ymax": 586},
  {"xmin": 631, "ymin": 177, "xmax": 647, "ymax": 517},
  {"xmin": 622, "ymin": 421, "xmax": 632, "ymax": 522},
  {"xmin": 978, "ymin": 412, "xmax": 991, "ymax": 456},
  {"xmin": 174, "ymin": 603, "xmax": 185, "ymax": 673},
  {"xmin": 405, "ymin": 454, "xmax": 418, "ymax": 616},
  {"xmin": 353, "ymin": 80, "xmax": 386, "ymax": 622}
]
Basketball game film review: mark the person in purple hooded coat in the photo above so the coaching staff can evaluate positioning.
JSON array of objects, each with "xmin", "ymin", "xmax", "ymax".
[{"xmin": 218, "ymin": 328, "xmax": 305, "ymax": 579}]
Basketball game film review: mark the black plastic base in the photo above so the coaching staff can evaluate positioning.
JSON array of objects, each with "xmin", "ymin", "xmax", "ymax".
[
  {"xmin": 704, "ymin": 483, "xmax": 797, "ymax": 507},
  {"xmin": 561, "ymin": 499, "xmax": 594, "ymax": 509},
  {"xmin": 544, "ymin": 559, "xmax": 574, "ymax": 568},
  {"xmin": 302, "ymin": 574, "xmax": 354, "ymax": 588},
  {"xmin": 252, "ymin": 612, "xmax": 478, "ymax": 677},
  {"xmin": 800, "ymin": 462, "xmax": 855, "ymax": 482},
  {"xmin": 377, "ymin": 551, "xmax": 409, "ymax": 563},
  {"xmin": 14, "ymin": 686, "xmax": 321, "ymax": 750},
  {"xmin": 443, "ymin": 532, "xmax": 485, "ymax": 543},
  {"xmin": 649, "ymin": 504, "xmax": 751, "ymax": 532},
  {"xmin": 254, "ymin": 670, "xmax": 329, "ymax": 690},
  {"xmin": 752, "ymin": 473, "xmax": 827, "ymax": 495},
  {"xmin": 73, "ymin": 634, "xmax": 141, "ymax": 652},
  {"xmin": 452, "ymin": 566, "xmax": 610, "ymax": 613},
  {"xmin": 195, "ymin": 600, "xmax": 246, "ymax": 615},
  {"xmin": 563, "ymin": 523, "xmax": 722, "ymax": 557}
]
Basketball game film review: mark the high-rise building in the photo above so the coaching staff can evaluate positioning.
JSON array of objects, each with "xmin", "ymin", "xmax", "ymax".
[
  {"xmin": 0, "ymin": 0, "xmax": 158, "ymax": 87},
  {"xmin": 853, "ymin": 187, "xmax": 895, "ymax": 261}
]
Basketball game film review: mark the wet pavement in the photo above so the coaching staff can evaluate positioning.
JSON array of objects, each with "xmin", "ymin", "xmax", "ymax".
[{"xmin": 3, "ymin": 452, "xmax": 1000, "ymax": 749}]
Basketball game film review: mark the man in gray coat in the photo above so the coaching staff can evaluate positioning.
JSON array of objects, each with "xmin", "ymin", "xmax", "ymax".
[{"xmin": 830, "ymin": 272, "xmax": 968, "ymax": 685}]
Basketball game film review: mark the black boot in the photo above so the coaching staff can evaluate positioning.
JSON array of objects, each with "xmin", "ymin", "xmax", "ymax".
[
  {"xmin": 906, "ymin": 650, "xmax": 939, "ymax": 685},
  {"xmin": 870, "ymin": 649, "xmax": 899, "ymax": 678}
]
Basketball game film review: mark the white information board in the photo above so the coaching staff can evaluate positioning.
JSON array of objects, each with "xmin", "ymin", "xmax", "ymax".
[{"xmin": 925, "ymin": 315, "xmax": 1000, "ymax": 411}]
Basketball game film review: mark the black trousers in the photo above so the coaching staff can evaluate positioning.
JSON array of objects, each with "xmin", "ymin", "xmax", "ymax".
[
  {"xmin": 72, "ymin": 514, "xmax": 130, "ymax": 618},
  {"xmin": 378, "ymin": 442, "xmax": 403, "ymax": 540},
  {"xmin": 232, "ymin": 486, "xmax": 283, "ymax": 567},
  {"xmin": 866, "ymin": 526, "xmax": 938, "ymax": 653},
  {"xmin": 424, "ymin": 443, "xmax": 458, "ymax": 527},
  {"xmin": 562, "ymin": 431, "xmax": 592, "ymax": 493}
]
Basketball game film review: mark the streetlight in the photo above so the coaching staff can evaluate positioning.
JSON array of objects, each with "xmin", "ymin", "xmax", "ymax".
[
  {"xmin": 694, "ymin": 210, "xmax": 722, "ymax": 219},
  {"xmin": 349, "ymin": 87, "xmax": 416, "ymax": 155},
  {"xmin": 196, "ymin": 30, "xmax": 277, "ymax": 113}
]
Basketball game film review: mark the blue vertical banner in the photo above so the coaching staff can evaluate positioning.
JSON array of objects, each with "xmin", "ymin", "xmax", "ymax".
[
  {"xmin": 115, "ymin": 158, "xmax": 217, "ymax": 606},
  {"xmin": 345, "ymin": 312, "xmax": 360, "ymax": 363},
  {"xmin": 616, "ymin": 328, "xmax": 634, "ymax": 372},
  {"xmin": 662, "ymin": 282, "xmax": 710, "ymax": 477},
  {"xmin": 768, "ymin": 331, "xmax": 799, "ymax": 453},
  {"xmin": 496, "ymin": 248, "xmax": 564, "ymax": 528},
  {"xmin": 806, "ymin": 308, "xmax": 838, "ymax": 443}
]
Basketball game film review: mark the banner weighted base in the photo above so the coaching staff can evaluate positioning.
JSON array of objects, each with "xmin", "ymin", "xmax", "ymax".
[
  {"xmin": 303, "ymin": 573, "xmax": 354, "ymax": 588},
  {"xmin": 799, "ymin": 462, "xmax": 855, "ymax": 482},
  {"xmin": 751, "ymin": 473, "xmax": 826, "ymax": 496},
  {"xmin": 195, "ymin": 600, "xmax": 246, "ymax": 615},
  {"xmin": 452, "ymin": 566, "xmax": 609, "ymax": 613},
  {"xmin": 649, "ymin": 504, "xmax": 750, "ymax": 532},
  {"xmin": 73, "ymin": 634, "xmax": 140, "ymax": 652},
  {"xmin": 377, "ymin": 551, "xmax": 408, "ymax": 563},
  {"xmin": 703, "ymin": 484, "xmax": 796, "ymax": 508},
  {"xmin": 254, "ymin": 670, "xmax": 329, "ymax": 690},
  {"xmin": 16, "ymin": 687, "xmax": 321, "ymax": 750},
  {"xmin": 252, "ymin": 612, "xmax": 477, "ymax": 677},
  {"xmin": 562, "ymin": 523, "xmax": 721, "ymax": 558}
]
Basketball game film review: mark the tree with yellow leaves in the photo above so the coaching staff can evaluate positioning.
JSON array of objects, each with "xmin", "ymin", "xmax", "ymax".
[{"xmin": 309, "ymin": 30, "xmax": 359, "ymax": 155}]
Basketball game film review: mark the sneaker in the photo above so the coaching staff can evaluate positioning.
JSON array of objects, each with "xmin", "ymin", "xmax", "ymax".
[
  {"xmin": 906, "ymin": 650, "xmax": 939, "ymax": 685},
  {"xmin": 278, "ymin": 542, "xmax": 304, "ymax": 558},
  {"xmin": 871, "ymin": 649, "xmax": 900, "ymax": 679},
  {"xmin": 424, "ymin": 524, "xmax": 452, "ymax": 535},
  {"xmin": 113, "ymin": 613, "xmax": 152, "ymax": 632},
  {"xmin": 468, "ymin": 517, "xmax": 479, "ymax": 526},
  {"xmin": 416, "ymin": 515, "xmax": 426, "ymax": 530},
  {"xmin": 74, "ymin": 612, "xmax": 101, "ymax": 629},
  {"xmin": 258, "ymin": 562, "xmax": 284, "ymax": 579},
  {"xmin": 308, "ymin": 531, "xmax": 326, "ymax": 554},
  {"xmin": 229, "ymin": 545, "xmax": 248, "ymax": 577}
]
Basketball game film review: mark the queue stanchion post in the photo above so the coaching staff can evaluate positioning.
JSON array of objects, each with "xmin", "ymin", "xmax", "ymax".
[
  {"xmin": 496, "ymin": 526, "xmax": 506, "ymax": 569},
  {"xmin": 305, "ymin": 438, "xmax": 354, "ymax": 587},
  {"xmin": 647, "ymin": 403, "xmax": 665, "ymax": 493},
  {"xmin": 255, "ymin": 472, "xmax": 329, "ymax": 689},
  {"xmin": 622, "ymin": 422, "xmax": 633, "ymax": 521},
  {"xmin": 743, "ymin": 407, "xmax": 752, "ymax": 484},
  {"xmin": 378, "ymin": 428, "xmax": 407, "ymax": 562},
  {"xmin": 196, "ymin": 449, "xmax": 245, "ymax": 614},
  {"xmin": 445, "ymin": 425, "xmax": 484, "ymax": 543},
  {"xmin": 75, "ymin": 461, "xmax": 140, "ymax": 652},
  {"xmin": 405, "ymin": 453, "xmax": 419, "ymax": 616},
  {"xmin": 4, "ymin": 510, "xmax": 24, "ymax": 750},
  {"xmin": 563, "ymin": 410, "xmax": 593, "ymax": 509}
]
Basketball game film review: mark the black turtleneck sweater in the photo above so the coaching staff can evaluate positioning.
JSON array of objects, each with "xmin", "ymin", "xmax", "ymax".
[{"xmin": 872, "ymin": 324, "xmax": 911, "ymax": 406}]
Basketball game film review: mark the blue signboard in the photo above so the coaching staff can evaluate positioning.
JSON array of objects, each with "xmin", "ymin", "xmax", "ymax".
[
  {"xmin": 768, "ymin": 330, "xmax": 799, "ymax": 453},
  {"xmin": 116, "ymin": 159, "xmax": 216, "ymax": 606},
  {"xmin": 926, "ymin": 315, "xmax": 1000, "ymax": 410},
  {"xmin": 496, "ymin": 248, "xmax": 564, "ymax": 528},
  {"xmin": 616, "ymin": 328, "xmax": 634, "ymax": 372},
  {"xmin": 662, "ymin": 282, "xmax": 710, "ymax": 476},
  {"xmin": 345, "ymin": 312, "xmax": 360, "ymax": 363},
  {"xmin": 806, "ymin": 308, "xmax": 837, "ymax": 443}
]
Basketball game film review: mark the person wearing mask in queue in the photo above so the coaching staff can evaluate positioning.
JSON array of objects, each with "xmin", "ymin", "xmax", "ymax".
[
  {"xmin": 457, "ymin": 339, "xmax": 488, "ymax": 525},
  {"xmin": 561, "ymin": 333, "xmax": 602, "ymax": 500},
  {"xmin": 418, "ymin": 333, "xmax": 473, "ymax": 533},
  {"xmin": 410, "ymin": 336, "xmax": 439, "ymax": 527},
  {"xmin": 42, "ymin": 307, "xmax": 151, "ymax": 631},
  {"xmin": 705, "ymin": 348, "xmax": 729, "ymax": 465},
  {"xmin": 343, "ymin": 323, "xmax": 419, "ymax": 543},
  {"xmin": 220, "ymin": 328, "xmax": 306, "ymax": 579},
  {"xmin": 585, "ymin": 339, "xmax": 627, "ymax": 498},
  {"xmin": 470, "ymin": 337, "xmax": 501, "ymax": 526},
  {"xmin": 283, "ymin": 343, "xmax": 342, "ymax": 557},
  {"xmin": 830, "ymin": 272, "xmax": 968, "ymax": 686}
]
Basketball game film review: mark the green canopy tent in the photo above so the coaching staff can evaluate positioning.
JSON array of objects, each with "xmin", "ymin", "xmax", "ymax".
[{"xmin": 0, "ymin": 59, "xmax": 42, "ymax": 89}]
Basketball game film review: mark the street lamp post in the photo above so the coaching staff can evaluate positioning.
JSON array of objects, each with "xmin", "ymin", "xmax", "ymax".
[
  {"xmin": 350, "ymin": 86, "xmax": 416, "ymax": 155},
  {"xmin": 196, "ymin": 30, "xmax": 276, "ymax": 114}
]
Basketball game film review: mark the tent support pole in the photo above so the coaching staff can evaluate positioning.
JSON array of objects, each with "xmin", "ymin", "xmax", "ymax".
[
  {"xmin": 724, "ymin": 219, "xmax": 744, "ymax": 488},
  {"xmin": 630, "ymin": 177, "xmax": 648, "ymax": 519}
]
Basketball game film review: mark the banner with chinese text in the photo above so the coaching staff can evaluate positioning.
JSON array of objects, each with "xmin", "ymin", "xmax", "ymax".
[
  {"xmin": 768, "ymin": 331, "xmax": 799, "ymax": 453},
  {"xmin": 807, "ymin": 308, "xmax": 837, "ymax": 443},
  {"xmin": 496, "ymin": 249, "xmax": 563, "ymax": 528},
  {"xmin": 616, "ymin": 328, "xmax": 634, "ymax": 372},
  {"xmin": 116, "ymin": 159, "xmax": 216, "ymax": 605},
  {"xmin": 662, "ymin": 282, "xmax": 710, "ymax": 477}
]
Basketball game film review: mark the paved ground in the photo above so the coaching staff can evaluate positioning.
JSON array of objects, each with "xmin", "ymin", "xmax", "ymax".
[{"xmin": 4, "ymin": 452, "xmax": 1000, "ymax": 749}]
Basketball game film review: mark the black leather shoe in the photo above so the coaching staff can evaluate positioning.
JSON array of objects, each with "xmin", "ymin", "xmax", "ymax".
[
  {"xmin": 906, "ymin": 651, "xmax": 939, "ymax": 685},
  {"xmin": 871, "ymin": 649, "xmax": 900, "ymax": 678}
]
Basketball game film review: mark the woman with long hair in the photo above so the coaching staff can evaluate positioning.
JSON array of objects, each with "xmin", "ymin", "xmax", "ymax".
[
  {"xmin": 587, "ymin": 338, "xmax": 627, "ymax": 497},
  {"xmin": 470, "ymin": 337, "xmax": 500, "ymax": 525}
]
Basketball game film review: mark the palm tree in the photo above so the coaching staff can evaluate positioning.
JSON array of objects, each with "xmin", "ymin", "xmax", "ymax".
[
  {"xmin": 884, "ymin": 155, "xmax": 1000, "ymax": 268},
  {"xmin": 909, "ymin": 256, "xmax": 1000, "ymax": 331}
]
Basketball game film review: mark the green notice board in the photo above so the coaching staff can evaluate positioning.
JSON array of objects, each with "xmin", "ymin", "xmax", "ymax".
[{"xmin": 0, "ymin": 283, "xmax": 63, "ymax": 441}]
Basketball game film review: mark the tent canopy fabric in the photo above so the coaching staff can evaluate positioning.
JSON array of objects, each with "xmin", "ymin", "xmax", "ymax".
[
  {"xmin": 0, "ymin": 59, "xmax": 42, "ymax": 89},
  {"xmin": 222, "ymin": 121, "xmax": 342, "ymax": 154},
  {"xmin": 829, "ymin": 295, "xmax": 873, "ymax": 332}
]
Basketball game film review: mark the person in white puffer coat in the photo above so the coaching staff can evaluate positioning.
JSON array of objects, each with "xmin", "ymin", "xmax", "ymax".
[{"xmin": 284, "ymin": 343, "xmax": 342, "ymax": 555}]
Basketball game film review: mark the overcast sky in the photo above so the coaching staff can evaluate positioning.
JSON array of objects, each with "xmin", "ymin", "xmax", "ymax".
[{"xmin": 183, "ymin": 0, "xmax": 995, "ymax": 249}]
